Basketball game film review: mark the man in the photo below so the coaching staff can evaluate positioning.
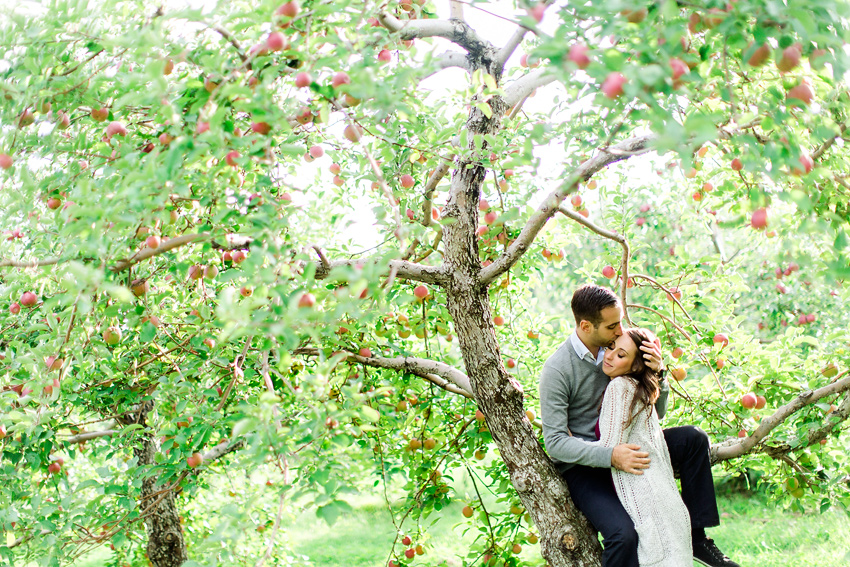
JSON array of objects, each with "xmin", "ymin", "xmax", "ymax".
[{"xmin": 539, "ymin": 284, "xmax": 739, "ymax": 567}]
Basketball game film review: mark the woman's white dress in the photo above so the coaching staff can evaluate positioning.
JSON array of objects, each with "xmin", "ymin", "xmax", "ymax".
[{"xmin": 597, "ymin": 376, "xmax": 692, "ymax": 566}]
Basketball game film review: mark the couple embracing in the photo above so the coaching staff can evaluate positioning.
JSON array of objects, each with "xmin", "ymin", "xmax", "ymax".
[{"xmin": 539, "ymin": 285, "xmax": 741, "ymax": 567}]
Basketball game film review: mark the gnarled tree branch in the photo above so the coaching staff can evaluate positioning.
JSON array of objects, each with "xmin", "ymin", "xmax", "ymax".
[
  {"xmin": 504, "ymin": 68, "xmax": 556, "ymax": 107},
  {"xmin": 711, "ymin": 371, "xmax": 850, "ymax": 463},
  {"xmin": 315, "ymin": 257, "xmax": 449, "ymax": 286},
  {"xmin": 378, "ymin": 12, "xmax": 491, "ymax": 55},
  {"xmin": 479, "ymin": 134, "xmax": 655, "ymax": 286}
]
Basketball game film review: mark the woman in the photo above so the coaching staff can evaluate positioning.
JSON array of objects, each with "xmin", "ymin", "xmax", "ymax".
[{"xmin": 596, "ymin": 328, "xmax": 692, "ymax": 566}]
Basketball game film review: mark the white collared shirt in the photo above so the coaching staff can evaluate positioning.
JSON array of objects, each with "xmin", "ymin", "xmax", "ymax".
[{"xmin": 570, "ymin": 332, "xmax": 606, "ymax": 366}]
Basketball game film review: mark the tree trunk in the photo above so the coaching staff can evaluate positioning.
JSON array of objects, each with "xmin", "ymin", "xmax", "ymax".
[
  {"xmin": 131, "ymin": 402, "xmax": 189, "ymax": 567},
  {"xmin": 441, "ymin": 92, "xmax": 603, "ymax": 565}
]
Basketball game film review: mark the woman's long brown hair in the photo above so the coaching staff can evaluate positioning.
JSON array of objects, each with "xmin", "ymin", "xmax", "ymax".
[{"xmin": 623, "ymin": 328, "xmax": 662, "ymax": 428}]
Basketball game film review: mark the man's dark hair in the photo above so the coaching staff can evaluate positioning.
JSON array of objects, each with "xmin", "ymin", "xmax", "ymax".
[{"xmin": 571, "ymin": 284, "xmax": 620, "ymax": 326}]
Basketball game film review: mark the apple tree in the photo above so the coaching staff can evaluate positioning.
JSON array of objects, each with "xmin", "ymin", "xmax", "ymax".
[{"xmin": 1, "ymin": 0, "xmax": 850, "ymax": 566}]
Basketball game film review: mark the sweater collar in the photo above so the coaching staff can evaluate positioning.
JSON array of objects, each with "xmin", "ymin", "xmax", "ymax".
[{"xmin": 570, "ymin": 332, "xmax": 606, "ymax": 365}]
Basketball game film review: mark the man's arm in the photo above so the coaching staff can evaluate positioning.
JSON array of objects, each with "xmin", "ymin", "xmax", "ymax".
[
  {"xmin": 639, "ymin": 339, "xmax": 670, "ymax": 419},
  {"xmin": 539, "ymin": 365, "xmax": 613, "ymax": 469},
  {"xmin": 655, "ymin": 376, "xmax": 670, "ymax": 420}
]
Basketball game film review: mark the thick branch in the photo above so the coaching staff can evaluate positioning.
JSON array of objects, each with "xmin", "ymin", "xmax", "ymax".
[
  {"xmin": 378, "ymin": 12, "xmax": 491, "ymax": 54},
  {"xmin": 422, "ymin": 52, "xmax": 471, "ymax": 78},
  {"xmin": 0, "ymin": 256, "xmax": 66, "ymax": 268},
  {"xmin": 110, "ymin": 232, "xmax": 212, "ymax": 273},
  {"xmin": 504, "ymin": 68, "xmax": 556, "ymax": 107},
  {"xmin": 480, "ymin": 134, "xmax": 655, "ymax": 286},
  {"xmin": 202, "ymin": 439, "xmax": 245, "ymax": 463},
  {"xmin": 63, "ymin": 427, "xmax": 117, "ymax": 444},
  {"xmin": 315, "ymin": 257, "xmax": 449, "ymax": 286},
  {"xmin": 495, "ymin": 26, "xmax": 530, "ymax": 69},
  {"xmin": 711, "ymin": 372, "xmax": 850, "ymax": 463},
  {"xmin": 295, "ymin": 348, "xmax": 473, "ymax": 397}
]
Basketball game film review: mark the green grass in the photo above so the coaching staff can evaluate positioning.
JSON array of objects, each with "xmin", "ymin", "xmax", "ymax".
[
  {"xmin": 284, "ymin": 491, "xmax": 850, "ymax": 567},
  {"xmin": 67, "ymin": 489, "xmax": 850, "ymax": 567}
]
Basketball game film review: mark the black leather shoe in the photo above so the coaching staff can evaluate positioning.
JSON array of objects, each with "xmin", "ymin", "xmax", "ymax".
[{"xmin": 693, "ymin": 537, "xmax": 740, "ymax": 567}]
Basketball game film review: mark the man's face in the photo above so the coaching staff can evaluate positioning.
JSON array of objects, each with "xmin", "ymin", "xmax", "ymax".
[{"xmin": 586, "ymin": 304, "xmax": 624, "ymax": 348}]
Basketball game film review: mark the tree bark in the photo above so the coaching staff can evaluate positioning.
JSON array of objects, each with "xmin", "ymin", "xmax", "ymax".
[
  {"xmin": 130, "ymin": 402, "xmax": 189, "ymax": 567},
  {"xmin": 440, "ymin": 60, "xmax": 603, "ymax": 565}
]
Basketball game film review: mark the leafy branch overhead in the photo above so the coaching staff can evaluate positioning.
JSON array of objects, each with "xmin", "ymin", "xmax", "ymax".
[{"xmin": 1, "ymin": 1, "xmax": 849, "ymax": 567}]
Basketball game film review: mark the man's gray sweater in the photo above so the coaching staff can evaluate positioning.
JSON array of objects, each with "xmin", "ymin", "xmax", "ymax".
[{"xmin": 539, "ymin": 335, "xmax": 669, "ymax": 474}]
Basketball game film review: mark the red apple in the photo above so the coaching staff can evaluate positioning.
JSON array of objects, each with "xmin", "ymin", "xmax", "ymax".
[
  {"xmin": 402, "ymin": 536, "xmax": 412, "ymax": 546},
  {"xmin": 740, "ymin": 392, "xmax": 757, "ymax": 409},
  {"xmin": 297, "ymin": 292, "xmax": 315, "ymax": 308},
  {"xmin": 776, "ymin": 43, "xmax": 802, "ymax": 73},
  {"xmin": 203, "ymin": 265, "xmax": 218, "ymax": 279},
  {"xmin": 0, "ymin": 153, "xmax": 12, "ymax": 170},
  {"xmin": 506, "ymin": 358, "xmax": 516, "ymax": 368},
  {"xmin": 332, "ymin": 72, "xmax": 350, "ymax": 89},
  {"xmin": 493, "ymin": 316, "xmax": 505, "ymax": 326},
  {"xmin": 571, "ymin": 194, "xmax": 583, "ymax": 207},
  {"xmin": 329, "ymin": 163, "xmax": 341, "ymax": 174},
  {"xmin": 528, "ymin": 2, "xmax": 545, "ymax": 22},
  {"xmin": 20, "ymin": 291, "xmax": 38, "ymax": 307},
  {"xmin": 45, "ymin": 356, "xmax": 64, "ymax": 372},
  {"xmin": 146, "ymin": 235, "xmax": 161, "ymax": 249},
  {"xmin": 793, "ymin": 154, "xmax": 814, "ymax": 176},
  {"xmin": 484, "ymin": 211, "xmax": 497, "ymax": 225},
  {"xmin": 787, "ymin": 82, "xmax": 814, "ymax": 105},
  {"xmin": 713, "ymin": 333, "xmax": 729, "ymax": 347},
  {"xmin": 225, "ymin": 150, "xmax": 240, "ymax": 167},
  {"xmin": 196, "ymin": 121, "xmax": 210, "ymax": 134},
  {"xmin": 267, "ymin": 32, "xmax": 287, "ymax": 51},
  {"xmin": 670, "ymin": 58, "xmax": 688, "ymax": 80},
  {"xmin": 103, "ymin": 326, "xmax": 122, "ymax": 346},
  {"xmin": 602, "ymin": 265, "xmax": 616, "ymax": 279},
  {"xmin": 231, "ymin": 250, "xmax": 247, "ymax": 263},
  {"xmin": 755, "ymin": 395, "xmax": 766, "ymax": 409},
  {"xmin": 106, "ymin": 121, "xmax": 127, "ymax": 137},
  {"xmin": 276, "ymin": 1, "xmax": 298, "ymax": 18},
  {"xmin": 9, "ymin": 302, "xmax": 20, "ymax": 315},
  {"xmin": 636, "ymin": 217, "xmax": 646, "ymax": 226},
  {"xmin": 378, "ymin": 49, "xmax": 392, "ymax": 63},
  {"xmin": 400, "ymin": 174, "xmax": 415, "ymax": 188},
  {"xmin": 187, "ymin": 453, "xmax": 204, "ymax": 468},
  {"xmin": 671, "ymin": 347, "xmax": 684, "ymax": 359},
  {"xmin": 251, "ymin": 121, "xmax": 272, "ymax": 135},
  {"xmin": 478, "ymin": 198, "xmax": 490, "ymax": 211},
  {"xmin": 204, "ymin": 76, "xmax": 219, "ymax": 93},
  {"xmin": 131, "ymin": 279, "xmax": 149, "ymax": 297},
  {"xmin": 747, "ymin": 42, "xmax": 771, "ymax": 66},
  {"xmin": 730, "ymin": 158, "xmax": 743, "ymax": 171},
  {"xmin": 343, "ymin": 124, "xmax": 363, "ymax": 142},
  {"xmin": 48, "ymin": 461, "xmax": 63, "ymax": 474},
  {"xmin": 751, "ymin": 208, "xmax": 768, "ymax": 230},
  {"xmin": 295, "ymin": 72, "xmax": 312, "ymax": 88},
  {"xmin": 671, "ymin": 367, "xmax": 686, "ymax": 381},
  {"xmin": 359, "ymin": 347, "xmax": 372, "ymax": 358},
  {"xmin": 601, "ymin": 72, "xmax": 627, "ymax": 99},
  {"xmin": 91, "ymin": 107, "xmax": 109, "ymax": 122},
  {"xmin": 567, "ymin": 43, "xmax": 591, "ymax": 69},
  {"xmin": 414, "ymin": 285, "xmax": 429, "ymax": 300}
]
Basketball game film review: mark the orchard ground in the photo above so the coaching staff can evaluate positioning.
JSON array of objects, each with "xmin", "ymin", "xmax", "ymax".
[{"xmin": 70, "ymin": 469, "xmax": 850, "ymax": 567}]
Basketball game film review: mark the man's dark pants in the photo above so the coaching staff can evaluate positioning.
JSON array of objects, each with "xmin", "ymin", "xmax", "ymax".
[{"xmin": 560, "ymin": 426, "xmax": 720, "ymax": 567}]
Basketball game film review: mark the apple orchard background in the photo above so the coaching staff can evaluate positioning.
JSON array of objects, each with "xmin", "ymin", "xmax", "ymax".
[{"xmin": 2, "ymin": 0, "xmax": 850, "ymax": 566}]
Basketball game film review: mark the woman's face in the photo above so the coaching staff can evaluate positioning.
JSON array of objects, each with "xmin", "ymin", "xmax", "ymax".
[{"xmin": 602, "ymin": 333, "xmax": 638, "ymax": 378}]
